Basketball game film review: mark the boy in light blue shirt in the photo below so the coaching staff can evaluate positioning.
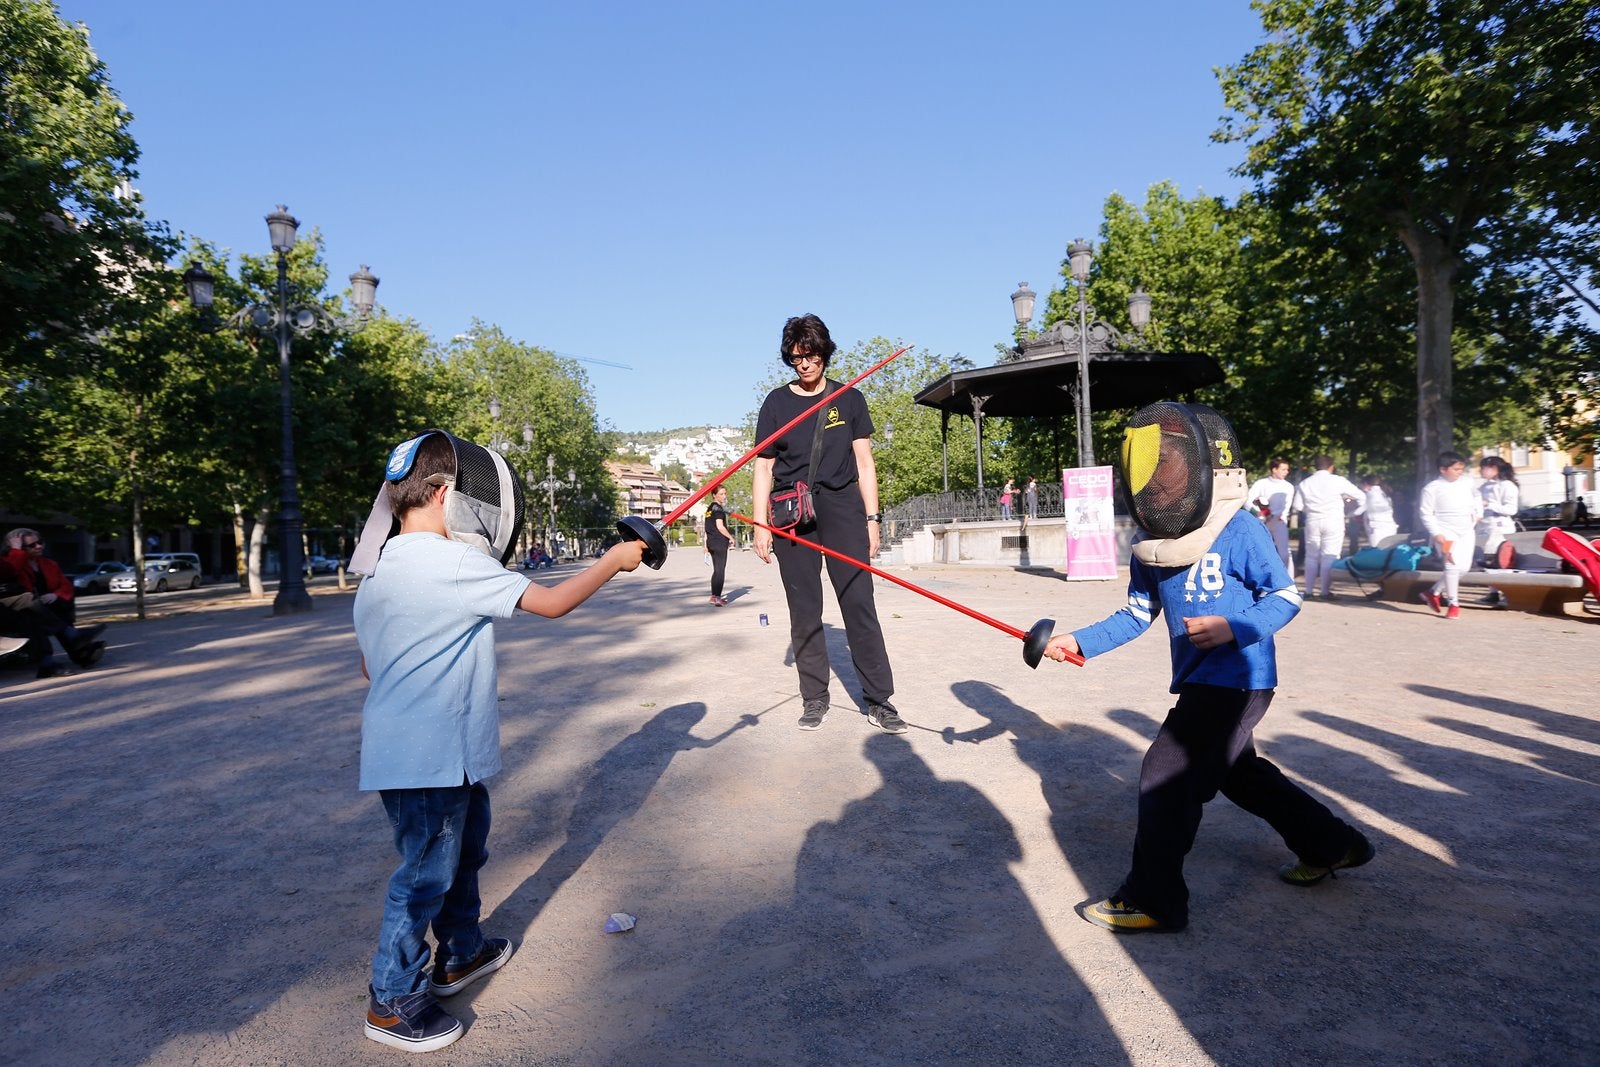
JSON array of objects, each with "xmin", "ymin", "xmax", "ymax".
[
  {"xmin": 354, "ymin": 430, "xmax": 645, "ymax": 1053},
  {"xmin": 1047, "ymin": 403, "xmax": 1373, "ymax": 934}
]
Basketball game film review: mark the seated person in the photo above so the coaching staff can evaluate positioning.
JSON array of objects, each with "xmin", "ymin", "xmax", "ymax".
[
  {"xmin": 4, "ymin": 528, "xmax": 75, "ymax": 627},
  {"xmin": 1, "ymin": 556, "xmax": 107, "ymax": 677}
]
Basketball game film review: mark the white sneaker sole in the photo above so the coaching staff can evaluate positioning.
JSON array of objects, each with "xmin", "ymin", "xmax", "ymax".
[
  {"xmin": 363, "ymin": 1017, "xmax": 463, "ymax": 1052},
  {"xmin": 429, "ymin": 938, "xmax": 514, "ymax": 996}
]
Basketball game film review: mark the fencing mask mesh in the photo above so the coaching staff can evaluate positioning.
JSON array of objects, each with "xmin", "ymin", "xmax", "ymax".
[
  {"xmin": 1117, "ymin": 402, "xmax": 1242, "ymax": 539},
  {"xmin": 447, "ymin": 434, "xmax": 526, "ymax": 565},
  {"xmin": 349, "ymin": 430, "xmax": 527, "ymax": 575}
]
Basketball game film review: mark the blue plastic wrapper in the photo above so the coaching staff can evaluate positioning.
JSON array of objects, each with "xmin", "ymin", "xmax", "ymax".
[{"xmin": 604, "ymin": 912, "xmax": 637, "ymax": 933}]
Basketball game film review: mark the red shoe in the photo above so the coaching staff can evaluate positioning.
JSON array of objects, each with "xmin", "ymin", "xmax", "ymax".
[
  {"xmin": 1420, "ymin": 590, "xmax": 1442, "ymax": 614},
  {"xmin": 1446, "ymin": 604, "xmax": 1461, "ymax": 620}
]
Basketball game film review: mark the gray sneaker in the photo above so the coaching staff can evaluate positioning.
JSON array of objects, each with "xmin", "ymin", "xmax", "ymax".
[
  {"xmin": 798, "ymin": 698, "xmax": 828, "ymax": 730},
  {"xmin": 867, "ymin": 701, "xmax": 907, "ymax": 734}
]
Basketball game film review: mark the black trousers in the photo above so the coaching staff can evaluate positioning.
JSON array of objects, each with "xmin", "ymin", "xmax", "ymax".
[
  {"xmin": 0, "ymin": 593, "xmax": 70, "ymax": 660},
  {"xmin": 1119, "ymin": 684, "xmax": 1354, "ymax": 930},
  {"xmin": 707, "ymin": 545, "xmax": 728, "ymax": 598},
  {"xmin": 772, "ymin": 483, "xmax": 894, "ymax": 705}
]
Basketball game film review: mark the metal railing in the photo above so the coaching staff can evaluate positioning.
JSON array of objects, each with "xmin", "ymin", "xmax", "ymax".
[{"xmin": 879, "ymin": 484, "xmax": 1064, "ymax": 550}]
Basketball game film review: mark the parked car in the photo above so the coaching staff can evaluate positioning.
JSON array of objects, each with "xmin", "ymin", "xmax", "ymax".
[
  {"xmin": 307, "ymin": 555, "xmax": 341, "ymax": 574},
  {"xmin": 110, "ymin": 557, "xmax": 203, "ymax": 593},
  {"xmin": 146, "ymin": 551, "xmax": 203, "ymax": 571},
  {"xmin": 1515, "ymin": 502, "xmax": 1564, "ymax": 530},
  {"xmin": 68, "ymin": 561, "xmax": 131, "ymax": 595}
]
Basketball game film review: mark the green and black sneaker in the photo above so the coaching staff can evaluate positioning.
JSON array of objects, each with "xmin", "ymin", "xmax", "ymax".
[
  {"xmin": 1078, "ymin": 897, "xmax": 1179, "ymax": 934},
  {"xmin": 1280, "ymin": 830, "xmax": 1376, "ymax": 887}
]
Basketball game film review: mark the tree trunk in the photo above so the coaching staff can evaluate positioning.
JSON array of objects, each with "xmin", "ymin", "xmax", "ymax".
[
  {"xmin": 1401, "ymin": 225, "xmax": 1459, "ymax": 490},
  {"xmin": 247, "ymin": 507, "xmax": 268, "ymax": 599},
  {"xmin": 130, "ymin": 478, "xmax": 146, "ymax": 622},
  {"xmin": 231, "ymin": 502, "xmax": 248, "ymax": 588}
]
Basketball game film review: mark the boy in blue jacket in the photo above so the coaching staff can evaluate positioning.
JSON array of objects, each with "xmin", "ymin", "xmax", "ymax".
[{"xmin": 1046, "ymin": 403, "xmax": 1373, "ymax": 933}]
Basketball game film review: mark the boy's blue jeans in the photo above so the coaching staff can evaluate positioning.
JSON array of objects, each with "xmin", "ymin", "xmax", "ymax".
[{"xmin": 371, "ymin": 780, "xmax": 491, "ymax": 1003}]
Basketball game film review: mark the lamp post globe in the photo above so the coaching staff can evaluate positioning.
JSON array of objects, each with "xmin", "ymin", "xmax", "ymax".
[
  {"xmin": 1128, "ymin": 286, "xmax": 1152, "ymax": 335},
  {"xmin": 266, "ymin": 205, "xmax": 299, "ymax": 254},
  {"xmin": 348, "ymin": 264, "xmax": 379, "ymax": 317},
  {"xmin": 183, "ymin": 264, "xmax": 215, "ymax": 310},
  {"xmin": 1010, "ymin": 281, "xmax": 1036, "ymax": 328}
]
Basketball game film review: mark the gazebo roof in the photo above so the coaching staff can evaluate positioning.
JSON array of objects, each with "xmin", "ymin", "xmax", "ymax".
[{"xmin": 913, "ymin": 349, "xmax": 1225, "ymax": 419}]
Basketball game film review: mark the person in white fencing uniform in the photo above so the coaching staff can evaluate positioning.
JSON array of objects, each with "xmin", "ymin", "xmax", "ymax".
[
  {"xmin": 1418, "ymin": 451, "xmax": 1480, "ymax": 619},
  {"xmin": 1475, "ymin": 457, "xmax": 1520, "ymax": 563},
  {"xmin": 1360, "ymin": 475, "xmax": 1398, "ymax": 546},
  {"xmin": 1474, "ymin": 456, "xmax": 1520, "ymax": 607},
  {"xmin": 1292, "ymin": 455, "xmax": 1366, "ymax": 598},
  {"xmin": 1246, "ymin": 458, "xmax": 1296, "ymax": 580}
]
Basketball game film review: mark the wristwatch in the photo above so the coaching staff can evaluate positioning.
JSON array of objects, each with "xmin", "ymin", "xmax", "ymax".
[{"xmin": 865, "ymin": 513, "xmax": 882, "ymax": 523}]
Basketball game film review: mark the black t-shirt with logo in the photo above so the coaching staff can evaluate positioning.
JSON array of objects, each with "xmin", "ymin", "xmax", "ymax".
[
  {"xmin": 754, "ymin": 381, "xmax": 874, "ymax": 490},
  {"xmin": 705, "ymin": 502, "xmax": 730, "ymax": 549}
]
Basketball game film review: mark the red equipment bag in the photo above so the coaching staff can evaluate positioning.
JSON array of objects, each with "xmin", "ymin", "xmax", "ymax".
[{"xmin": 1541, "ymin": 527, "xmax": 1600, "ymax": 601}]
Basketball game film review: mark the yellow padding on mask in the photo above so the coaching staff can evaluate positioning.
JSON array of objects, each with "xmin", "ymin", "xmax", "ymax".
[{"xmin": 1122, "ymin": 423, "xmax": 1163, "ymax": 493}]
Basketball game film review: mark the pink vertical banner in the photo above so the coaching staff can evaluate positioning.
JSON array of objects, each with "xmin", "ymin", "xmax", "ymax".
[{"xmin": 1064, "ymin": 466, "xmax": 1118, "ymax": 580}]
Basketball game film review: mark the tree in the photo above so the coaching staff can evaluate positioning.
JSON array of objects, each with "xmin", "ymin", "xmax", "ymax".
[
  {"xmin": 1013, "ymin": 184, "xmax": 1253, "ymax": 475},
  {"xmin": 0, "ymin": 0, "xmax": 172, "ymax": 383},
  {"xmin": 444, "ymin": 324, "xmax": 618, "ymax": 542},
  {"xmin": 33, "ymin": 260, "xmax": 218, "ymax": 616},
  {"xmin": 659, "ymin": 461, "xmax": 693, "ymax": 488},
  {"xmin": 1217, "ymin": 0, "xmax": 1600, "ymax": 482}
]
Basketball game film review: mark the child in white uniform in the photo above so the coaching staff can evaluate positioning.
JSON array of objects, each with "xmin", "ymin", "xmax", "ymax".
[{"xmin": 1418, "ymin": 451, "xmax": 1480, "ymax": 619}]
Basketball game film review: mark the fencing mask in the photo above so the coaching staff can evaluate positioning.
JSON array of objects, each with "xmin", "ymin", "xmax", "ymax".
[
  {"xmin": 348, "ymin": 429, "xmax": 527, "ymax": 575},
  {"xmin": 1118, "ymin": 401, "xmax": 1244, "ymax": 544}
]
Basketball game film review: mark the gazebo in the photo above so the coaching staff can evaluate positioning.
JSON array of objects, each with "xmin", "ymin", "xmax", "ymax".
[{"xmin": 914, "ymin": 285, "xmax": 1224, "ymax": 489}]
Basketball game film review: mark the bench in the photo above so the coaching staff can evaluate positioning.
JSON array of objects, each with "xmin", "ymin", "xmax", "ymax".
[
  {"xmin": 1369, "ymin": 569, "xmax": 1587, "ymax": 614},
  {"xmin": 1332, "ymin": 531, "xmax": 1590, "ymax": 615}
]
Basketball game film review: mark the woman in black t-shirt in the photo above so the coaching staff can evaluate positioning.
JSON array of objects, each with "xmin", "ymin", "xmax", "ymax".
[
  {"xmin": 703, "ymin": 486, "xmax": 733, "ymax": 605},
  {"xmin": 752, "ymin": 314, "xmax": 904, "ymax": 734}
]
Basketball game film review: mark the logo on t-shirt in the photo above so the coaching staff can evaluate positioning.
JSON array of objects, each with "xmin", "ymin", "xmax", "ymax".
[{"xmin": 824, "ymin": 405, "xmax": 843, "ymax": 429}]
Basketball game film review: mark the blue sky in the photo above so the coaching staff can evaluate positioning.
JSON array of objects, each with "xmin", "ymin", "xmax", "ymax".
[{"xmin": 60, "ymin": 1, "xmax": 1267, "ymax": 431}]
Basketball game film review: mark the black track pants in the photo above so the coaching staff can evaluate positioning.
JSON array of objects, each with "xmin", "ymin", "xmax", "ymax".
[{"xmin": 771, "ymin": 483, "xmax": 894, "ymax": 705}]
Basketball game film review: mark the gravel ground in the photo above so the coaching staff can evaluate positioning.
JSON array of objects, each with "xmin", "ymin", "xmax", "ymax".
[{"xmin": 5, "ymin": 549, "xmax": 1597, "ymax": 1065}]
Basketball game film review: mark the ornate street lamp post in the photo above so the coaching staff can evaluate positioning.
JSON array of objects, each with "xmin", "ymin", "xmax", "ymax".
[
  {"xmin": 183, "ymin": 205, "xmax": 378, "ymax": 614},
  {"xmin": 1009, "ymin": 250, "xmax": 1152, "ymax": 470},
  {"xmin": 486, "ymin": 401, "xmax": 538, "ymax": 556},
  {"xmin": 1065, "ymin": 239, "xmax": 1097, "ymax": 467},
  {"xmin": 532, "ymin": 453, "xmax": 578, "ymax": 559}
]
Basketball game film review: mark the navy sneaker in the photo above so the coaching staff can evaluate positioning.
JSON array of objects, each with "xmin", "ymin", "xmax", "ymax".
[
  {"xmin": 430, "ymin": 937, "xmax": 513, "ymax": 996},
  {"xmin": 364, "ymin": 987, "xmax": 462, "ymax": 1053}
]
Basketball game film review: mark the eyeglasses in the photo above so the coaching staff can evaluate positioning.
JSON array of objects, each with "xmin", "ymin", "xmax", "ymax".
[
  {"xmin": 22, "ymin": 541, "xmax": 42, "ymax": 549},
  {"xmin": 787, "ymin": 353, "xmax": 823, "ymax": 367}
]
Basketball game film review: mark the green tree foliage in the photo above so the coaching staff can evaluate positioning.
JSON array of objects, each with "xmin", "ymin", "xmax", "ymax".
[
  {"xmin": 444, "ymin": 324, "xmax": 618, "ymax": 536},
  {"xmin": 1011, "ymin": 184, "xmax": 1252, "ymax": 476},
  {"xmin": 0, "ymin": 0, "xmax": 173, "ymax": 382},
  {"xmin": 1217, "ymin": 0, "xmax": 1600, "ymax": 481},
  {"xmin": 31, "ymin": 260, "xmax": 222, "ymax": 611},
  {"xmin": 659, "ymin": 461, "xmax": 693, "ymax": 488}
]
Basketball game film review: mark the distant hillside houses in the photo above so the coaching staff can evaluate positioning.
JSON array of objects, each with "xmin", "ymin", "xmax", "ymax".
[
  {"xmin": 604, "ymin": 461, "xmax": 690, "ymax": 525},
  {"xmin": 615, "ymin": 426, "xmax": 750, "ymax": 481}
]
